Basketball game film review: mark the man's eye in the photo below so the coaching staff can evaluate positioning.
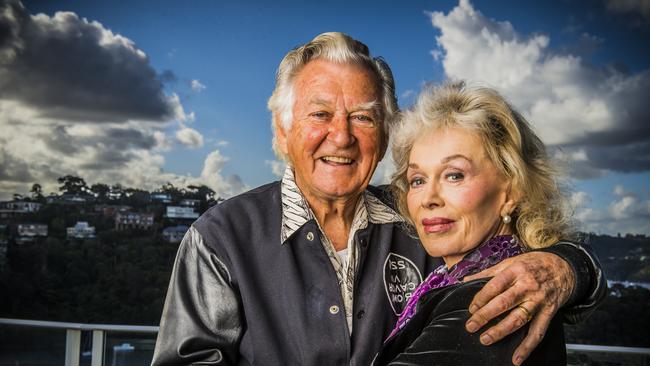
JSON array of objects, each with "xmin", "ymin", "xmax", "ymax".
[
  {"xmin": 311, "ymin": 111, "xmax": 330, "ymax": 119},
  {"xmin": 445, "ymin": 172, "xmax": 464, "ymax": 182},
  {"xmin": 351, "ymin": 114, "xmax": 374, "ymax": 123}
]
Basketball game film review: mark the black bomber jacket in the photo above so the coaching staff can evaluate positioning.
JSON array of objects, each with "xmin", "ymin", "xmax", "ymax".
[{"xmin": 151, "ymin": 182, "xmax": 606, "ymax": 366}]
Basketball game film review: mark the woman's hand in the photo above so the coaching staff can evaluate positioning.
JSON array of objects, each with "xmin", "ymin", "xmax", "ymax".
[{"xmin": 462, "ymin": 251, "xmax": 575, "ymax": 365}]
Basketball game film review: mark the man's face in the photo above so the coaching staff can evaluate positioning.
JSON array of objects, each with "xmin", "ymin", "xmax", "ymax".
[{"xmin": 276, "ymin": 59, "xmax": 385, "ymax": 204}]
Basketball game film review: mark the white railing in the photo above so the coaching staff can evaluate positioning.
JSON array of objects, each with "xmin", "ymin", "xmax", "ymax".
[
  {"xmin": 0, "ymin": 317, "xmax": 157, "ymax": 366},
  {"xmin": 2, "ymin": 317, "xmax": 650, "ymax": 365}
]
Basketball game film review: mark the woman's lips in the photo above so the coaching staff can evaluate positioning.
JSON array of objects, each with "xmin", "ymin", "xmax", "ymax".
[{"xmin": 421, "ymin": 217, "xmax": 455, "ymax": 233}]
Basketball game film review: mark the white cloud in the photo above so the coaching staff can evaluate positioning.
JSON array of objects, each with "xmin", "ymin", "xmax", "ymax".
[
  {"xmin": 0, "ymin": 3, "xmax": 245, "ymax": 201},
  {"xmin": 176, "ymin": 126, "xmax": 204, "ymax": 148},
  {"xmin": 265, "ymin": 159, "xmax": 286, "ymax": 178},
  {"xmin": 571, "ymin": 191, "xmax": 591, "ymax": 208},
  {"xmin": 571, "ymin": 184, "xmax": 650, "ymax": 234},
  {"xmin": 168, "ymin": 93, "xmax": 194, "ymax": 122},
  {"xmin": 429, "ymin": 0, "xmax": 650, "ymax": 174},
  {"xmin": 613, "ymin": 185, "xmax": 628, "ymax": 197},
  {"xmin": 400, "ymin": 89, "xmax": 415, "ymax": 99},
  {"xmin": 609, "ymin": 195, "xmax": 638, "ymax": 220},
  {"xmin": 191, "ymin": 79, "xmax": 206, "ymax": 92},
  {"xmin": 370, "ymin": 151, "xmax": 396, "ymax": 186},
  {"xmin": 198, "ymin": 150, "xmax": 247, "ymax": 197},
  {"xmin": 607, "ymin": 187, "xmax": 650, "ymax": 220}
]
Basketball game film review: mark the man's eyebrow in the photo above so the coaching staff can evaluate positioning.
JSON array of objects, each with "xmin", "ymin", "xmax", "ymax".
[
  {"xmin": 309, "ymin": 97, "xmax": 333, "ymax": 107},
  {"xmin": 350, "ymin": 100, "xmax": 380, "ymax": 113}
]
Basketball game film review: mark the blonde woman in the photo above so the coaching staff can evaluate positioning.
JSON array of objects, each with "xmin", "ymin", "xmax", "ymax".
[{"xmin": 374, "ymin": 82, "xmax": 573, "ymax": 365}]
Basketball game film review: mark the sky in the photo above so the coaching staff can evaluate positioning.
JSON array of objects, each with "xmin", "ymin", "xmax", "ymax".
[{"xmin": 1, "ymin": 0, "xmax": 649, "ymax": 235}]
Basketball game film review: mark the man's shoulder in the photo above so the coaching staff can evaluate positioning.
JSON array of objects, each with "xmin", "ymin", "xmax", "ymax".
[
  {"xmin": 196, "ymin": 181, "xmax": 281, "ymax": 225},
  {"xmin": 367, "ymin": 184, "xmax": 397, "ymax": 209}
]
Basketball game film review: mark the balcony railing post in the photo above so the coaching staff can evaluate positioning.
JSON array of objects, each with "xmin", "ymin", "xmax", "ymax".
[
  {"xmin": 92, "ymin": 329, "xmax": 105, "ymax": 366},
  {"xmin": 65, "ymin": 329, "xmax": 81, "ymax": 366}
]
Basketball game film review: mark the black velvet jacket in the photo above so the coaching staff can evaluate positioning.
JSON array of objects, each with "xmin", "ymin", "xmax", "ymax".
[
  {"xmin": 151, "ymin": 183, "xmax": 600, "ymax": 365},
  {"xmin": 373, "ymin": 279, "xmax": 566, "ymax": 366}
]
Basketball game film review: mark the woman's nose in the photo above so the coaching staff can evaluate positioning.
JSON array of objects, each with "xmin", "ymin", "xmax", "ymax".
[{"xmin": 421, "ymin": 181, "xmax": 443, "ymax": 209}]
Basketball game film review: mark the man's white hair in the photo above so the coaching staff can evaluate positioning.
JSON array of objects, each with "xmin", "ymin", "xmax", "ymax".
[{"xmin": 267, "ymin": 32, "xmax": 398, "ymax": 160}]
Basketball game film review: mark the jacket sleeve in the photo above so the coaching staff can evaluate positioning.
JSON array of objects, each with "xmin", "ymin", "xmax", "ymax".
[
  {"xmin": 540, "ymin": 241, "xmax": 607, "ymax": 324},
  {"xmin": 151, "ymin": 226, "xmax": 243, "ymax": 366},
  {"xmin": 381, "ymin": 281, "xmax": 566, "ymax": 366}
]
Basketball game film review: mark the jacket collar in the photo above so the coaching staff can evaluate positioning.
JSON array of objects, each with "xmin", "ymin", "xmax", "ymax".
[{"xmin": 280, "ymin": 165, "xmax": 403, "ymax": 244}]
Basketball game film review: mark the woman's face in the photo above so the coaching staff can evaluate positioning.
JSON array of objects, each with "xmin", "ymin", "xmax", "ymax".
[{"xmin": 406, "ymin": 127, "xmax": 514, "ymax": 267}]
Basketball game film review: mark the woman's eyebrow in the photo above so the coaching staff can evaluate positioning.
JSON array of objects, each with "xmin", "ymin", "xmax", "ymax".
[{"xmin": 441, "ymin": 154, "xmax": 471, "ymax": 164}]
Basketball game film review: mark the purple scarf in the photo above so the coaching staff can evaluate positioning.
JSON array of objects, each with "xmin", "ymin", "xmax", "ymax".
[{"xmin": 386, "ymin": 235, "xmax": 523, "ymax": 341}]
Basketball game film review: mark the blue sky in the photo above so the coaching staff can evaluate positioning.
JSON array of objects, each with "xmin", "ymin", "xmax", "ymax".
[{"xmin": 2, "ymin": 0, "xmax": 649, "ymax": 235}]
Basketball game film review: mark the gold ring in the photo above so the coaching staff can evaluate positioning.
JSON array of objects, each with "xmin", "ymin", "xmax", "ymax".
[{"xmin": 517, "ymin": 305, "xmax": 533, "ymax": 322}]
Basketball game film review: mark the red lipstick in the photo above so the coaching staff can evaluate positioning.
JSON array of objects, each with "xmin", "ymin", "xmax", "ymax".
[{"xmin": 421, "ymin": 217, "xmax": 455, "ymax": 233}]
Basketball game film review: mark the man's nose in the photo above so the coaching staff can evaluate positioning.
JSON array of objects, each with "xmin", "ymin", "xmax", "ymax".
[{"xmin": 326, "ymin": 114, "xmax": 355, "ymax": 147}]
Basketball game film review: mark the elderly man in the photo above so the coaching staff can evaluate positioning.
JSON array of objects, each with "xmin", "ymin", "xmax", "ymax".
[{"xmin": 151, "ymin": 32, "xmax": 604, "ymax": 366}]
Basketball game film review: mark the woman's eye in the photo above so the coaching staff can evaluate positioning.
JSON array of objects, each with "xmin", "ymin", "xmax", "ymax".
[
  {"xmin": 409, "ymin": 177, "xmax": 424, "ymax": 188},
  {"xmin": 445, "ymin": 172, "xmax": 464, "ymax": 182}
]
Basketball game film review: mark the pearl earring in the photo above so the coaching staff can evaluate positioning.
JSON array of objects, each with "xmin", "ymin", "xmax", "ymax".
[{"xmin": 502, "ymin": 214, "xmax": 512, "ymax": 224}]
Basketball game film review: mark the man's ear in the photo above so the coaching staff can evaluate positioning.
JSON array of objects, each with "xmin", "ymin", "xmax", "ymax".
[
  {"xmin": 274, "ymin": 114, "xmax": 289, "ymax": 156},
  {"xmin": 378, "ymin": 129, "xmax": 389, "ymax": 161}
]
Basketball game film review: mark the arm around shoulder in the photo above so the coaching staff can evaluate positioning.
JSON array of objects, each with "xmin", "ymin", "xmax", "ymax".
[
  {"xmin": 151, "ymin": 226, "xmax": 242, "ymax": 365},
  {"xmin": 539, "ymin": 241, "xmax": 607, "ymax": 323}
]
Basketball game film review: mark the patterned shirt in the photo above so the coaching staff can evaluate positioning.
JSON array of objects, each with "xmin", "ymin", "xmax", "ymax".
[{"xmin": 280, "ymin": 166, "xmax": 403, "ymax": 333}]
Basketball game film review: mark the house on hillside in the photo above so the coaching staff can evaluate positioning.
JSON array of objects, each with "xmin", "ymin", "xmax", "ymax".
[
  {"xmin": 151, "ymin": 193, "xmax": 172, "ymax": 204},
  {"xmin": 180, "ymin": 199, "xmax": 201, "ymax": 208},
  {"xmin": 162, "ymin": 225, "xmax": 189, "ymax": 243},
  {"xmin": 16, "ymin": 223, "xmax": 48, "ymax": 244},
  {"xmin": 67, "ymin": 221, "xmax": 96, "ymax": 239},
  {"xmin": 115, "ymin": 212, "xmax": 154, "ymax": 230},
  {"xmin": 95, "ymin": 204, "xmax": 131, "ymax": 218},
  {"xmin": 0, "ymin": 201, "xmax": 42, "ymax": 218},
  {"xmin": 165, "ymin": 206, "xmax": 199, "ymax": 220}
]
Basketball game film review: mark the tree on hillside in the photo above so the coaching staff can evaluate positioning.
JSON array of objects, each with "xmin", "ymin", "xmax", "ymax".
[
  {"xmin": 110, "ymin": 184, "xmax": 124, "ymax": 200},
  {"xmin": 58, "ymin": 175, "xmax": 88, "ymax": 195},
  {"xmin": 90, "ymin": 183, "xmax": 110, "ymax": 202},
  {"xmin": 187, "ymin": 184, "xmax": 215, "ymax": 202},
  {"xmin": 30, "ymin": 183, "xmax": 44, "ymax": 202},
  {"xmin": 158, "ymin": 182, "xmax": 183, "ymax": 202}
]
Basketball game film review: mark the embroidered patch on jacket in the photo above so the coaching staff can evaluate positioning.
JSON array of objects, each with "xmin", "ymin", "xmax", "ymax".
[{"xmin": 383, "ymin": 253, "xmax": 423, "ymax": 316}]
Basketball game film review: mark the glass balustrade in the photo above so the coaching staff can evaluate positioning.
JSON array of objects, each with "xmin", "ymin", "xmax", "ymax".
[{"xmin": 1, "ymin": 318, "xmax": 649, "ymax": 366}]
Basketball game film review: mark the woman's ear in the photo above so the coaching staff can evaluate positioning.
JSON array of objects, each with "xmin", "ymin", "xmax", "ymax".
[{"xmin": 501, "ymin": 181, "xmax": 521, "ymax": 217}]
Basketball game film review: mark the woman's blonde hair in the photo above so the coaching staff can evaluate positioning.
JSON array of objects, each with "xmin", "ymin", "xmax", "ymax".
[{"xmin": 391, "ymin": 81, "xmax": 573, "ymax": 249}]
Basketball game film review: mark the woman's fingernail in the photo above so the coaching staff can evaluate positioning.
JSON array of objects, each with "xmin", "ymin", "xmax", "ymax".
[
  {"xmin": 480, "ymin": 333, "xmax": 493, "ymax": 345},
  {"xmin": 514, "ymin": 355, "xmax": 523, "ymax": 365},
  {"xmin": 469, "ymin": 304, "xmax": 478, "ymax": 314}
]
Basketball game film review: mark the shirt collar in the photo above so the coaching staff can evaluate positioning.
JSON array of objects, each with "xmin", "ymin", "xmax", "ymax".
[{"xmin": 280, "ymin": 165, "xmax": 403, "ymax": 244}]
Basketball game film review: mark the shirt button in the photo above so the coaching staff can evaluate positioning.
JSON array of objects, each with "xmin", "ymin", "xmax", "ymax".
[
  {"xmin": 329, "ymin": 305, "xmax": 339, "ymax": 315},
  {"xmin": 306, "ymin": 231, "xmax": 315, "ymax": 241}
]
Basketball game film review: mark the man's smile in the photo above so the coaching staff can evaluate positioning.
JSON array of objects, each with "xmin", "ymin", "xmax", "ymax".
[{"xmin": 320, "ymin": 156, "xmax": 354, "ymax": 165}]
